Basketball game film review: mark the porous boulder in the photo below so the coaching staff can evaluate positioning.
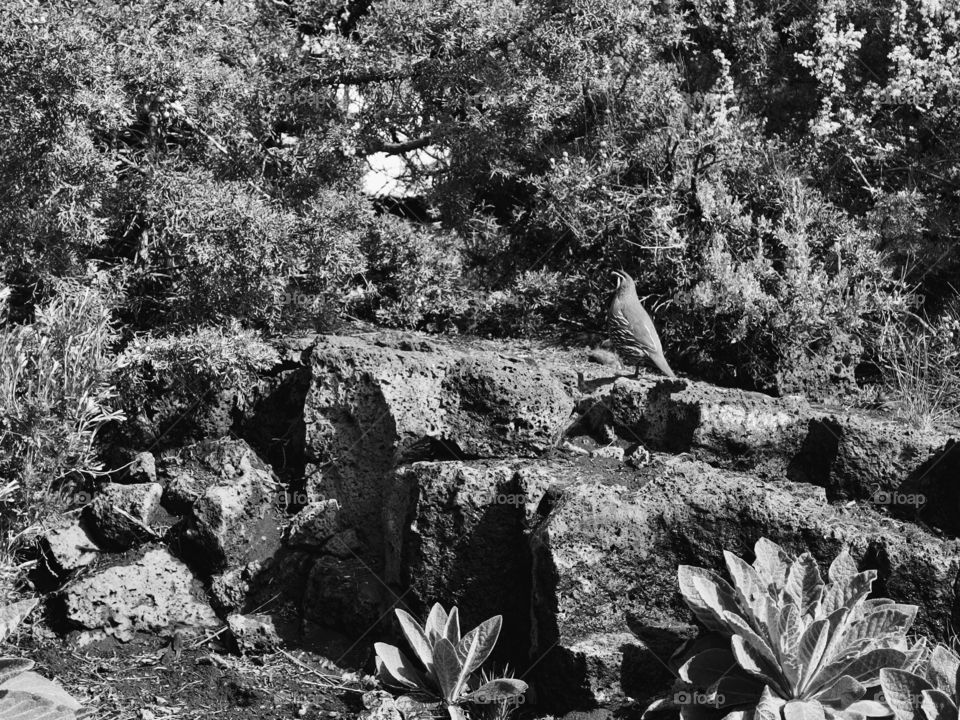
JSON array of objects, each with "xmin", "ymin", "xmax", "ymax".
[
  {"xmin": 39, "ymin": 515, "xmax": 101, "ymax": 576},
  {"xmin": 898, "ymin": 439, "xmax": 960, "ymax": 535},
  {"xmin": 175, "ymin": 439, "xmax": 284, "ymax": 575},
  {"xmin": 227, "ymin": 612, "xmax": 281, "ymax": 654},
  {"xmin": 574, "ymin": 378, "xmax": 812, "ymax": 478},
  {"xmin": 529, "ymin": 455, "xmax": 960, "ymax": 711},
  {"xmin": 303, "ymin": 335, "xmax": 575, "ymax": 562},
  {"xmin": 87, "ymin": 482, "xmax": 163, "ymax": 550},
  {"xmin": 283, "ymin": 499, "xmax": 341, "ymax": 549},
  {"xmin": 62, "ymin": 545, "xmax": 218, "ymax": 639},
  {"xmin": 787, "ymin": 412, "xmax": 950, "ymax": 502},
  {"xmin": 384, "ymin": 460, "xmax": 557, "ymax": 662}
]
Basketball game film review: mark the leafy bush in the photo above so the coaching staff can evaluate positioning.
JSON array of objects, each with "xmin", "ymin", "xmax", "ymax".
[
  {"xmin": 669, "ymin": 168, "xmax": 913, "ymax": 396},
  {"xmin": 375, "ymin": 604, "xmax": 527, "ymax": 720},
  {"xmin": 0, "ymin": 597, "xmax": 83, "ymax": 718},
  {"xmin": 881, "ymin": 644, "xmax": 960, "ymax": 720},
  {"xmin": 115, "ymin": 168, "xmax": 298, "ymax": 330},
  {"xmin": 0, "ymin": 279, "xmax": 123, "ymax": 539},
  {"xmin": 113, "ymin": 321, "xmax": 278, "ymax": 446},
  {"xmin": 347, "ymin": 216, "xmax": 466, "ymax": 332},
  {"xmin": 669, "ymin": 538, "xmax": 923, "ymax": 720},
  {"xmin": 0, "ymin": 1, "xmax": 122, "ymax": 294}
]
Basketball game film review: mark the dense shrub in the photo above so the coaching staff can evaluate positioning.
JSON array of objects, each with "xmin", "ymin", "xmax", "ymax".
[
  {"xmin": 0, "ymin": 0, "xmax": 955, "ymax": 406},
  {"xmin": 347, "ymin": 214, "xmax": 467, "ymax": 331},
  {"xmin": 115, "ymin": 167, "xmax": 298, "ymax": 329},
  {"xmin": 113, "ymin": 321, "xmax": 279, "ymax": 447},
  {"xmin": 0, "ymin": 278, "xmax": 123, "ymax": 565},
  {"xmin": 0, "ymin": 2, "xmax": 123, "ymax": 296},
  {"xmin": 480, "ymin": 67, "xmax": 912, "ymax": 394},
  {"xmin": 670, "ymin": 164, "xmax": 913, "ymax": 395}
]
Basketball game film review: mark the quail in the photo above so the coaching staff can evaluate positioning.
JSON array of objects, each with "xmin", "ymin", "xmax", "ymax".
[{"xmin": 608, "ymin": 270, "xmax": 676, "ymax": 378}]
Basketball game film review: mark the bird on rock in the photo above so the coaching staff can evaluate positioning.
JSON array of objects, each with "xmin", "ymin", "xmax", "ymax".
[{"xmin": 608, "ymin": 270, "xmax": 676, "ymax": 378}]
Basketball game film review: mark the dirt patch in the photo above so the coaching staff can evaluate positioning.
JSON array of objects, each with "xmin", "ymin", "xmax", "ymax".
[{"xmin": 16, "ymin": 633, "xmax": 363, "ymax": 719}]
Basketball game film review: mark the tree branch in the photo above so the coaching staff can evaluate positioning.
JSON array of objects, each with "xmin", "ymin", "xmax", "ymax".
[{"xmin": 370, "ymin": 133, "xmax": 440, "ymax": 155}]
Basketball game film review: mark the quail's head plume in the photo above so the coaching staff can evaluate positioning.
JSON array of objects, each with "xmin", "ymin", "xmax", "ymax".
[{"xmin": 607, "ymin": 270, "xmax": 675, "ymax": 378}]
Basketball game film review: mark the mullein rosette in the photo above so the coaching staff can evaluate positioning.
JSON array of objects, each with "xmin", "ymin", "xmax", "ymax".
[
  {"xmin": 375, "ymin": 604, "xmax": 527, "ymax": 720},
  {"xmin": 661, "ymin": 538, "xmax": 926, "ymax": 720}
]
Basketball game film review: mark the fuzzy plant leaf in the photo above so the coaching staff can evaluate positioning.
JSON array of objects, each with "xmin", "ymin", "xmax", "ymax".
[
  {"xmin": 920, "ymin": 691, "xmax": 958, "ymax": 720},
  {"xmin": 376, "ymin": 605, "xmax": 523, "ymax": 713},
  {"xmin": 0, "ymin": 692, "xmax": 76, "ymax": 720},
  {"xmin": 433, "ymin": 639, "xmax": 462, "ymax": 702},
  {"xmin": 443, "ymin": 607, "xmax": 460, "ymax": 646},
  {"xmin": 0, "ymin": 670, "xmax": 83, "ymax": 719},
  {"xmin": 845, "ymin": 698, "xmax": 893, "ymax": 718},
  {"xmin": 456, "ymin": 615, "xmax": 501, "ymax": 676},
  {"xmin": 678, "ymin": 565, "xmax": 743, "ymax": 633},
  {"xmin": 0, "ymin": 600, "xmax": 39, "ymax": 644},
  {"xmin": 424, "ymin": 604, "xmax": 449, "ymax": 646},
  {"xmin": 927, "ymin": 646, "xmax": 960, "ymax": 696},
  {"xmin": 725, "ymin": 551, "xmax": 768, "ymax": 619},
  {"xmin": 375, "ymin": 642, "xmax": 426, "ymax": 689},
  {"xmin": 0, "ymin": 659, "xmax": 34, "ymax": 685},
  {"xmin": 784, "ymin": 554, "xmax": 824, "ymax": 618},
  {"xmin": 828, "ymin": 550, "xmax": 859, "ymax": 584},
  {"xmin": 782, "ymin": 699, "xmax": 826, "ymax": 720},
  {"xmin": 756, "ymin": 687, "xmax": 787, "ymax": 720},
  {"xmin": 753, "ymin": 539, "xmax": 792, "ymax": 590},
  {"xmin": 673, "ymin": 538, "xmax": 918, "ymax": 720},
  {"xmin": 817, "ymin": 675, "xmax": 865, "ymax": 707},
  {"xmin": 395, "ymin": 609, "xmax": 435, "ymax": 674},
  {"xmin": 881, "ymin": 669, "xmax": 933, "ymax": 720}
]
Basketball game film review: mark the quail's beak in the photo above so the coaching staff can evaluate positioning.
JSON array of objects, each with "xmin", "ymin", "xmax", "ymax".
[{"xmin": 612, "ymin": 271, "xmax": 622, "ymax": 289}]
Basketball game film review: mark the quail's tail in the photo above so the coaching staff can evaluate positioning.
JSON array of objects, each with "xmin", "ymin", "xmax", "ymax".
[{"xmin": 648, "ymin": 350, "xmax": 676, "ymax": 378}]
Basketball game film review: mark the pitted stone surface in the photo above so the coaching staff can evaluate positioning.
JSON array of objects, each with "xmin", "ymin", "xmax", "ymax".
[
  {"xmin": 63, "ymin": 546, "xmax": 218, "ymax": 637},
  {"xmin": 529, "ymin": 454, "xmax": 960, "ymax": 710},
  {"xmin": 41, "ymin": 515, "xmax": 100, "ymax": 575},
  {"xmin": 175, "ymin": 439, "xmax": 283, "ymax": 575},
  {"xmin": 87, "ymin": 482, "xmax": 163, "ymax": 550},
  {"xmin": 303, "ymin": 335, "xmax": 575, "ymax": 562}
]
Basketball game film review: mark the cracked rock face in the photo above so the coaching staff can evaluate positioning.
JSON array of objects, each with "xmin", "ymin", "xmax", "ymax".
[
  {"xmin": 384, "ymin": 460, "xmax": 550, "ymax": 664},
  {"xmin": 787, "ymin": 412, "xmax": 950, "ymax": 503},
  {"xmin": 283, "ymin": 499, "xmax": 341, "ymax": 549},
  {"xmin": 174, "ymin": 439, "xmax": 284, "ymax": 576},
  {"xmin": 60, "ymin": 330, "xmax": 960, "ymax": 719},
  {"xmin": 62, "ymin": 546, "xmax": 218, "ymax": 639},
  {"xmin": 87, "ymin": 482, "xmax": 163, "ymax": 550},
  {"xmin": 40, "ymin": 515, "xmax": 101, "ymax": 576},
  {"xmin": 528, "ymin": 455, "xmax": 960, "ymax": 710},
  {"xmin": 303, "ymin": 335, "xmax": 575, "ymax": 563}
]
